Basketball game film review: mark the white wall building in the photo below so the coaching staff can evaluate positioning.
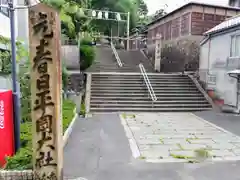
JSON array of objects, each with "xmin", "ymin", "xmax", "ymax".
[
  {"xmin": 0, "ymin": 0, "xmax": 30, "ymax": 47},
  {"xmin": 199, "ymin": 15, "xmax": 240, "ymax": 113},
  {"xmin": 0, "ymin": 0, "xmax": 31, "ymax": 90}
]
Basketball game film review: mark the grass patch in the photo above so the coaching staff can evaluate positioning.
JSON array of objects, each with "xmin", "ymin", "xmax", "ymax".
[
  {"xmin": 122, "ymin": 113, "xmax": 127, "ymax": 119},
  {"xmin": 122, "ymin": 113, "xmax": 136, "ymax": 119},
  {"xmin": 194, "ymin": 148, "xmax": 211, "ymax": 158},
  {"xmin": 186, "ymin": 137, "xmax": 199, "ymax": 143},
  {"xmin": 139, "ymin": 156, "xmax": 146, "ymax": 160},
  {"xmin": 176, "ymin": 143, "xmax": 184, "ymax": 150},
  {"xmin": 62, "ymin": 100, "xmax": 76, "ymax": 132},
  {"xmin": 5, "ymin": 99, "xmax": 76, "ymax": 170},
  {"xmin": 159, "ymin": 137, "xmax": 164, "ymax": 144},
  {"xmin": 170, "ymin": 153, "xmax": 194, "ymax": 160},
  {"xmin": 80, "ymin": 103, "xmax": 86, "ymax": 117}
]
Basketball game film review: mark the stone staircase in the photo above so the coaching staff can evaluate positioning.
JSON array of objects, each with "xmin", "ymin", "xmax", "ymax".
[
  {"xmin": 86, "ymin": 46, "xmax": 154, "ymax": 72},
  {"xmin": 117, "ymin": 49, "xmax": 153, "ymax": 72},
  {"xmin": 88, "ymin": 73, "xmax": 212, "ymax": 112}
]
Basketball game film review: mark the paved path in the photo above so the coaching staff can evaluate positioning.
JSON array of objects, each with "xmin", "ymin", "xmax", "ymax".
[
  {"xmin": 64, "ymin": 113, "xmax": 240, "ymax": 180},
  {"xmin": 121, "ymin": 113, "xmax": 240, "ymax": 163},
  {"xmin": 194, "ymin": 111, "xmax": 240, "ymax": 136}
]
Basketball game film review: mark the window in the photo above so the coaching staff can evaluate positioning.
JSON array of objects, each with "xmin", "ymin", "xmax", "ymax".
[
  {"xmin": 0, "ymin": 0, "xmax": 9, "ymax": 17},
  {"xmin": 230, "ymin": 35, "xmax": 240, "ymax": 57},
  {"xmin": 208, "ymin": 75, "xmax": 216, "ymax": 85}
]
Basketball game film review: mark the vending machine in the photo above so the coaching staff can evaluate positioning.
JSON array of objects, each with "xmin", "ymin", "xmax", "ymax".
[{"xmin": 0, "ymin": 90, "xmax": 14, "ymax": 167}]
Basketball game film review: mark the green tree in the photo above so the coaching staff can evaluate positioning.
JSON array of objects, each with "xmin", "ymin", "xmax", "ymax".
[
  {"xmin": 151, "ymin": 9, "xmax": 167, "ymax": 21},
  {"xmin": 40, "ymin": 0, "xmax": 90, "ymax": 38},
  {"xmin": 90, "ymin": 0, "xmax": 145, "ymax": 36},
  {"xmin": 40, "ymin": 0, "xmax": 146, "ymax": 38}
]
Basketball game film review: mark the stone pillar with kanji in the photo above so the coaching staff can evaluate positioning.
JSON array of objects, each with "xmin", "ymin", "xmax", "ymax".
[{"xmin": 28, "ymin": 3, "xmax": 63, "ymax": 180}]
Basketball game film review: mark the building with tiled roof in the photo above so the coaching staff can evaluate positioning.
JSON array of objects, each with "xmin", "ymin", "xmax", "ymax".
[
  {"xmin": 199, "ymin": 12, "xmax": 240, "ymax": 113},
  {"xmin": 144, "ymin": 2, "xmax": 240, "ymax": 58}
]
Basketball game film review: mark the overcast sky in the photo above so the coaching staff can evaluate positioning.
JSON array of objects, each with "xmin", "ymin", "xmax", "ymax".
[{"xmin": 144, "ymin": 0, "xmax": 229, "ymax": 14}]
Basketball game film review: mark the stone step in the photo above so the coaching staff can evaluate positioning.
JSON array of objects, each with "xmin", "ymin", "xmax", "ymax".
[
  {"xmin": 87, "ymin": 69, "xmax": 141, "ymax": 72},
  {"xmin": 91, "ymin": 86, "xmax": 198, "ymax": 90},
  {"xmin": 91, "ymin": 73, "xmax": 187, "ymax": 76},
  {"xmin": 90, "ymin": 66, "xmax": 142, "ymax": 69},
  {"xmin": 90, "ymin": 96, "xmax": 206, "ymax": 100},
  {"xmin": 90, "ymin": 107, "xmax": 212, "ymax": 112},
  {"xmin": 90, "ymin": 93, "xmax": 203, "ymax": 97},
  {"xmin": 91, "ymin": 75, "xmax": 189, "ymax": 79},
  {"xmin": 91, "ymin": 77, "xmax": 189, "ymax": 81},
  {"xmin": 91, "ymin": 83, "xmax": 195, "ymax": 87},
  {"xmin": 90, "ymin": 100, "xmax": 209, "ymax": 104},
  {"xmin": 91, "ymin": 89, "xmax": 200, "ymax": 93},
  {"xmin": 91, "ymin": 80, "xmax": 193, "ymax": 84},
  {"xmin": 90, "ymin": 103, "xmax": 211, "ymax": 108}
]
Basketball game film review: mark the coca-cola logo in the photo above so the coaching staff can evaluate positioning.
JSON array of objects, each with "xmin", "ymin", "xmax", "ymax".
[{"xmin": 0, "ymin": 100, "xmax": 4, "ymax": 129}]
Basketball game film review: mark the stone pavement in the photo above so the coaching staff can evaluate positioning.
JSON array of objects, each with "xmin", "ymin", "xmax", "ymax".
[
  {"xmin": 120, "ymin": 112, "xmax": 240, "ymax": 163},
  {"xmin": 64, "ymin": 113, "xmax": 240, "ymax": 180}
]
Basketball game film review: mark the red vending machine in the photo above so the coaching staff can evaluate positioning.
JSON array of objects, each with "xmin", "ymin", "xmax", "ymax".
[{"xmin": 0, "ymin": 90, "xmax": 14, "ymax": 167}]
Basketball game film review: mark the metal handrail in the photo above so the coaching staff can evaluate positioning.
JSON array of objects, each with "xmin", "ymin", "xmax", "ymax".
[
  {"xmin": 139, "ymin": 63, "xmax": 157, "ymax": 102},
  {"xmin": 111, "ymin": 41, "xmax": 123, "ymax": 67}
]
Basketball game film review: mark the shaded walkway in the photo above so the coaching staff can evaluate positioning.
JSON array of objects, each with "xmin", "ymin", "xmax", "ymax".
[
  {"xmin": 195, "ymin": 111, "xmax": 240, "ymax": 136},
  {"xmin": 64, "ymin": 113, "xmax": 240, "ymax": 180}
]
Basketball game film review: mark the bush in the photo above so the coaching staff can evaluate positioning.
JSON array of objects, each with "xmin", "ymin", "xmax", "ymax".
[
  {"xmin": 161, "ymin": 45, "xmax": 185, "ymax": 72},
  {"xmin": 160, "ymin": 40, "xmax": 200, "ymax": 72},
  {"xmin": 18, "ymin": 60, "xmax": 31, "ymax": 123},
  {"xmin": 80, "ymin": 45, "xmax": 96, "ymax": 71},
  {"xmin": 80, "ymin": 103, "xmax": 86, "ymax": 116},
  {"xmin": 5, "ymin": 122, "xmax": 32, "ymax": 170},
  {"xmin": 80, "ymin": 37, "xmax": 93, "ymax": 46},
  {"xmin": 5, "ymin": 100, "xmax": 76, "ymax": 170}
]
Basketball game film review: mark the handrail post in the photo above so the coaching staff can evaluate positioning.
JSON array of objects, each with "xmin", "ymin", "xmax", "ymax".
[
  {"xmin": 139, "ymin": 63, "xmax": 157, "ymax": 102},
  {"xmin": 111, "ymin": 41, "xmax": 123, "ymax": 67}
]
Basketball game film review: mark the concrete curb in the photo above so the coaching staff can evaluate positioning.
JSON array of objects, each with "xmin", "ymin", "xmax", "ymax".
[
  {"xmin": 0, "ymin": 170, "xmax": 34, "ymax": 180},
  {"xmin": 63, "ymin": 108, "xmax": 78, "ymax": 147},
  {"xmin": 0, "ymin": 108, "xmax": 79, "ymax": 179},
  {"xmin": 120, "ymin": 114, "xmax": 141, "ymax": 158},
  {"xmin": 188, "ymin": 74, "xmax": 219, "ymax": 112},
  {"xmin": 85, "ymin": 73, "xmax": 92, "ymax": 114}
]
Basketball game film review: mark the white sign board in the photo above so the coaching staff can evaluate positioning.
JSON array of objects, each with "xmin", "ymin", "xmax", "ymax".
[{"xmin": 154, "ymin": 36, "xmax": 161, "ymax": 72}]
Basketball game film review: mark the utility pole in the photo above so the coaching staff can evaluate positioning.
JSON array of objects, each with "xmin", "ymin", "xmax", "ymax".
[
  {"xmin": 9, "ymin": 0, "xmax": 21, "ymax": 153},
  {"xmin": 126, "ymin": 12, "xmax": 130, "ymax": 51}
]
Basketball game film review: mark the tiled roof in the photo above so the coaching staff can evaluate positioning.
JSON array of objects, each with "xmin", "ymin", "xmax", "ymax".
[{"xmin": 204, "ymin": 14, "xmax": 240, "ymax": 35}]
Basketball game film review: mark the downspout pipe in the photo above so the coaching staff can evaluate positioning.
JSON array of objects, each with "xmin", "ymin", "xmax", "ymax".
[{"xmin": 199, "ymin": 34, "xmax": 211, "ymax": 82}]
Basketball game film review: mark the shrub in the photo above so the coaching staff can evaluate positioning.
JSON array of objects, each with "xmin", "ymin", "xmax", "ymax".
[
  {"xmin": 160, "ymin": 40, "xmax": 200, "ymax": 73},
  {"xmin": 5, "ymin": 100, "xmax": 76, "ymax": 170},
  {"xmin": 5, "ymin": 122, "xmax": 32, "ymax": 170},
  {"xmin": 80, "ymin": 37, "xmax": 93, "ymax": 46},
  {"xmin": 80, "ymin": 45, "xmax": 96, "ymax": 71},
  {"xmin": 80, "ymin": 103, "xmax": 86, "ymax": 116},
  {"xmin": 161, "ymin": 45, "xmax": 185, "ymax": 72},
  {"xmin": 18, "ymin": 60, "xmax": 31, "ymax": 123}
]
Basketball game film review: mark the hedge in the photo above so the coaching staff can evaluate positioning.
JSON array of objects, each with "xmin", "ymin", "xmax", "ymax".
[
  {"xmin": 79, "ymin": 37, "xmax": 96, "ymax": 71},
  {"xmin": 5, "ymin": 99, "xmax": 76, "ymax": 170},
  {"xmin": 80, "ymin": 45, "xmax": 96, "ymax": 71}
]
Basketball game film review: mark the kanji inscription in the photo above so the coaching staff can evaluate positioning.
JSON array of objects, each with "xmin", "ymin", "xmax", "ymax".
[{"xmin": 29, "ymin": 3, "xmax": 63, "ymax": 180}]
